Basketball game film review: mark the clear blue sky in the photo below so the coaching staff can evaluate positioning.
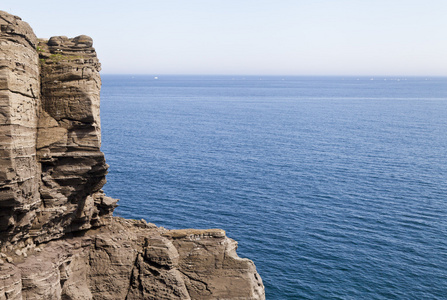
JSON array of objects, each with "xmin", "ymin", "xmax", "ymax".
[{"xmin": 3, "ymin": 0, "xmax": 447, "ymax": 75}]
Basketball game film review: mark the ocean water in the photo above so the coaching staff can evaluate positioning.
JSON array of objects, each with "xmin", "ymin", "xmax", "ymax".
[{"xmin": 100, "ymin": 75, "xmax": 447, "ymax": 299}]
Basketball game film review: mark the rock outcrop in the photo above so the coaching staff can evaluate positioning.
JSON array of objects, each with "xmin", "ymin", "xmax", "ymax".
[
  {"xmin": 0, "ymin": 9, "xmax": 40, "ymax": 247},
  {"xmin": 0, "ymin": 11, "xmax": 264, "ymax": 300}
]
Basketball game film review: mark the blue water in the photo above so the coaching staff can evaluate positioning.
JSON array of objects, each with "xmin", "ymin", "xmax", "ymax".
[{"xmin": 100, "ymin": 75, "xmax": 447, "ymax": 299}]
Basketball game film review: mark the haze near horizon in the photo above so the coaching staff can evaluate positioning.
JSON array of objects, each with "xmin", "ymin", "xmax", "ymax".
[{"xmin": 3, "ymin": 0, "xmax": 447, "ymax": 76}]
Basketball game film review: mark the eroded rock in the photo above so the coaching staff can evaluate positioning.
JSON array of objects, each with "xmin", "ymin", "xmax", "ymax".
[
  {"xmin": 0, "ymin": 10, "xmax": 41, "ymax": 246},
  {"xmin": 0, "ymin": 10, "xmax": 265, "ymax": 300}
]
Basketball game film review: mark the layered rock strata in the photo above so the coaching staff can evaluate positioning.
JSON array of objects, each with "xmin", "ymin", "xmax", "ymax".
[
  {"xmin": 35, "ymin": 33, "xmax": 115, "ymax": 244},
  {"xmin": 0, "ymin": 10, "xmax": 264, "ymax": 300},
  {"xmin": 1, "ymin": 219, "xmax": 264, "ymax": 300},
  {"xmin": 0, "ymin": 9, "xmax": 41, "ymax": 246},
  {"xmin": 0, "ymin": 11, "xmax": 115, "ymax": 249}
]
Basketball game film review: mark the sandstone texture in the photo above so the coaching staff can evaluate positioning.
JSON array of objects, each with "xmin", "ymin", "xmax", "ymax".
[{"xmin": 0, "ymin": 11, "xmax": 264, "ymax": 300}]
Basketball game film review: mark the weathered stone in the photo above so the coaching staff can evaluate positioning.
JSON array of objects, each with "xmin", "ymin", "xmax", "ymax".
[
  {"xmin": 0, "ymin": 218, "xmax": 263, "ymax": 300},
  {"xmin": 33, "ymin": 31, "xmax": 108, "ymax": 243},
  {"xmin": 164, "ymin": 229, "xmax": 265, "ymax": 299},
  {"xmin": 0, "ymin": 263, "xmax": 22, "ymax": 300},
  {"xmin": 0, "ymin": 10, "xmax": 40, "ymax": 246},
  {"xmin": 0, "ymin": 10, "xmax": 265, "ymax": 300}
]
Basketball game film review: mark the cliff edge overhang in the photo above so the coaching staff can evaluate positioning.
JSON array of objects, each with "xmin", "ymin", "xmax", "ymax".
[{"xmin": 0, "ymin": 11, "xmax": 264, "ymax": 300}]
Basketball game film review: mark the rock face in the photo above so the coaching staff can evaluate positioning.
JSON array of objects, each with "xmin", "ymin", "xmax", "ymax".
[
  {"xmin": 0, "ymin": 11, "xmax": 265, "ymax": 300},
  {"xmin": 0, "ymin": 11, "xmax": 115, "ymax": 248},
  {"xmin": 36, "ymin": 33, "xmax": 115, "ymax": 244},
  {"xmin": 0, "ymin": 9, "xmax": 40, "ymax": 247}
]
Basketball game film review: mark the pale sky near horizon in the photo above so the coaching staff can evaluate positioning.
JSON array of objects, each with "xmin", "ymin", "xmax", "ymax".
[{"xmin": 3, "ymin": 0, "xmax": 447, "ymax": 76}]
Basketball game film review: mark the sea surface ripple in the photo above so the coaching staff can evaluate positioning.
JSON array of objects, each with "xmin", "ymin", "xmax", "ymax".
[{"xmin": 101, "ymin": 75, "xmax": 447, "ymax": 299}]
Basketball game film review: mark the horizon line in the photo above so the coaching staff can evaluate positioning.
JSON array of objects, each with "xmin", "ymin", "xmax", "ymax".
[{"xmin": 99, "ymin": 73, "xmax": 447, "ymax": 78}]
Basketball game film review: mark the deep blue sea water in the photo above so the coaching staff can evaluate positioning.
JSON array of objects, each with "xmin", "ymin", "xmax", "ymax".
[{"xmin": 100, "ymin": 75, "xmax": 447, "ymax": 299}]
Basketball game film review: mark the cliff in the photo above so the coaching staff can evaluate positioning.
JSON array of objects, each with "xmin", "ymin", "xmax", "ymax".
[{"xmin": 0, "ymin": 11, "xmax": 265, "ymax": 299}]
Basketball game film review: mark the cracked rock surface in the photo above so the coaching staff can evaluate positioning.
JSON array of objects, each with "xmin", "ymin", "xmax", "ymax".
[{"xmin": 0, "ymin": 10, "xmax": 265, "ymax": 300}]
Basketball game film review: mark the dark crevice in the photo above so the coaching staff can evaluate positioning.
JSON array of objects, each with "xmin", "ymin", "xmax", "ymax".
[
  {"xmin": 125, "ymin": 253, "xmax": 144, "ymax": 300},
  {"xmin": 1, "ymin": 33, "xmax": 36, "ymax": 50},
  {"xmin": 0, "ymin": 16, "xmax": 13, "ymax": 25},
  {"xmin": 4, "ymin": 88, "xmax": 36, "ymax": 100},
  {"xmin": 143, "ymin": 257, "xmax": 171, "ymax": 271},
  {"xmin": 179, "ymin": 270, "xmax": 212, "ymax": 294}
]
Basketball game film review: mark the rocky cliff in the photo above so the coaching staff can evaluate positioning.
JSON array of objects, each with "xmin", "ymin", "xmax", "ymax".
[{"xmin": 0, "ymin": 11, "xmax": 264, "ymax": 299}]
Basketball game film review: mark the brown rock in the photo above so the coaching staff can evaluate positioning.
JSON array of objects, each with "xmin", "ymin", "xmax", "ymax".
[
  {"xmin": 0, "ymin": 10, "xmax": 41, "ymax": 246},
  {"xmin": 0, "ymin": 218, "xmax": 263, "ymax": 300},
  {"xmin": 0, "ymin": 10, "xmax": 265, "ymax": 300},
  {"xmin": 165, "ymin": 229, "xmax": 265, "ymax": 299},
  {"xmin": 0, "ymin": 263, "xmax": 22, "ymax": 299},
  {"xmin": 33, "ymin": 32, "xmax": 111, "ymax": 243}
]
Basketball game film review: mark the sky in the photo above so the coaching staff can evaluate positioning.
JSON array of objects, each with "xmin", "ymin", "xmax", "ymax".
[{"xmin": 3, "ymin": 0, "xmax": 447, "ymax": 76}]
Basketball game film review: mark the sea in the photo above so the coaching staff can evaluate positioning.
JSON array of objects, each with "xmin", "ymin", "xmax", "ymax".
[{"xmin": 100, "ymin": 75, "xmax": 447, "ymax": 299}]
